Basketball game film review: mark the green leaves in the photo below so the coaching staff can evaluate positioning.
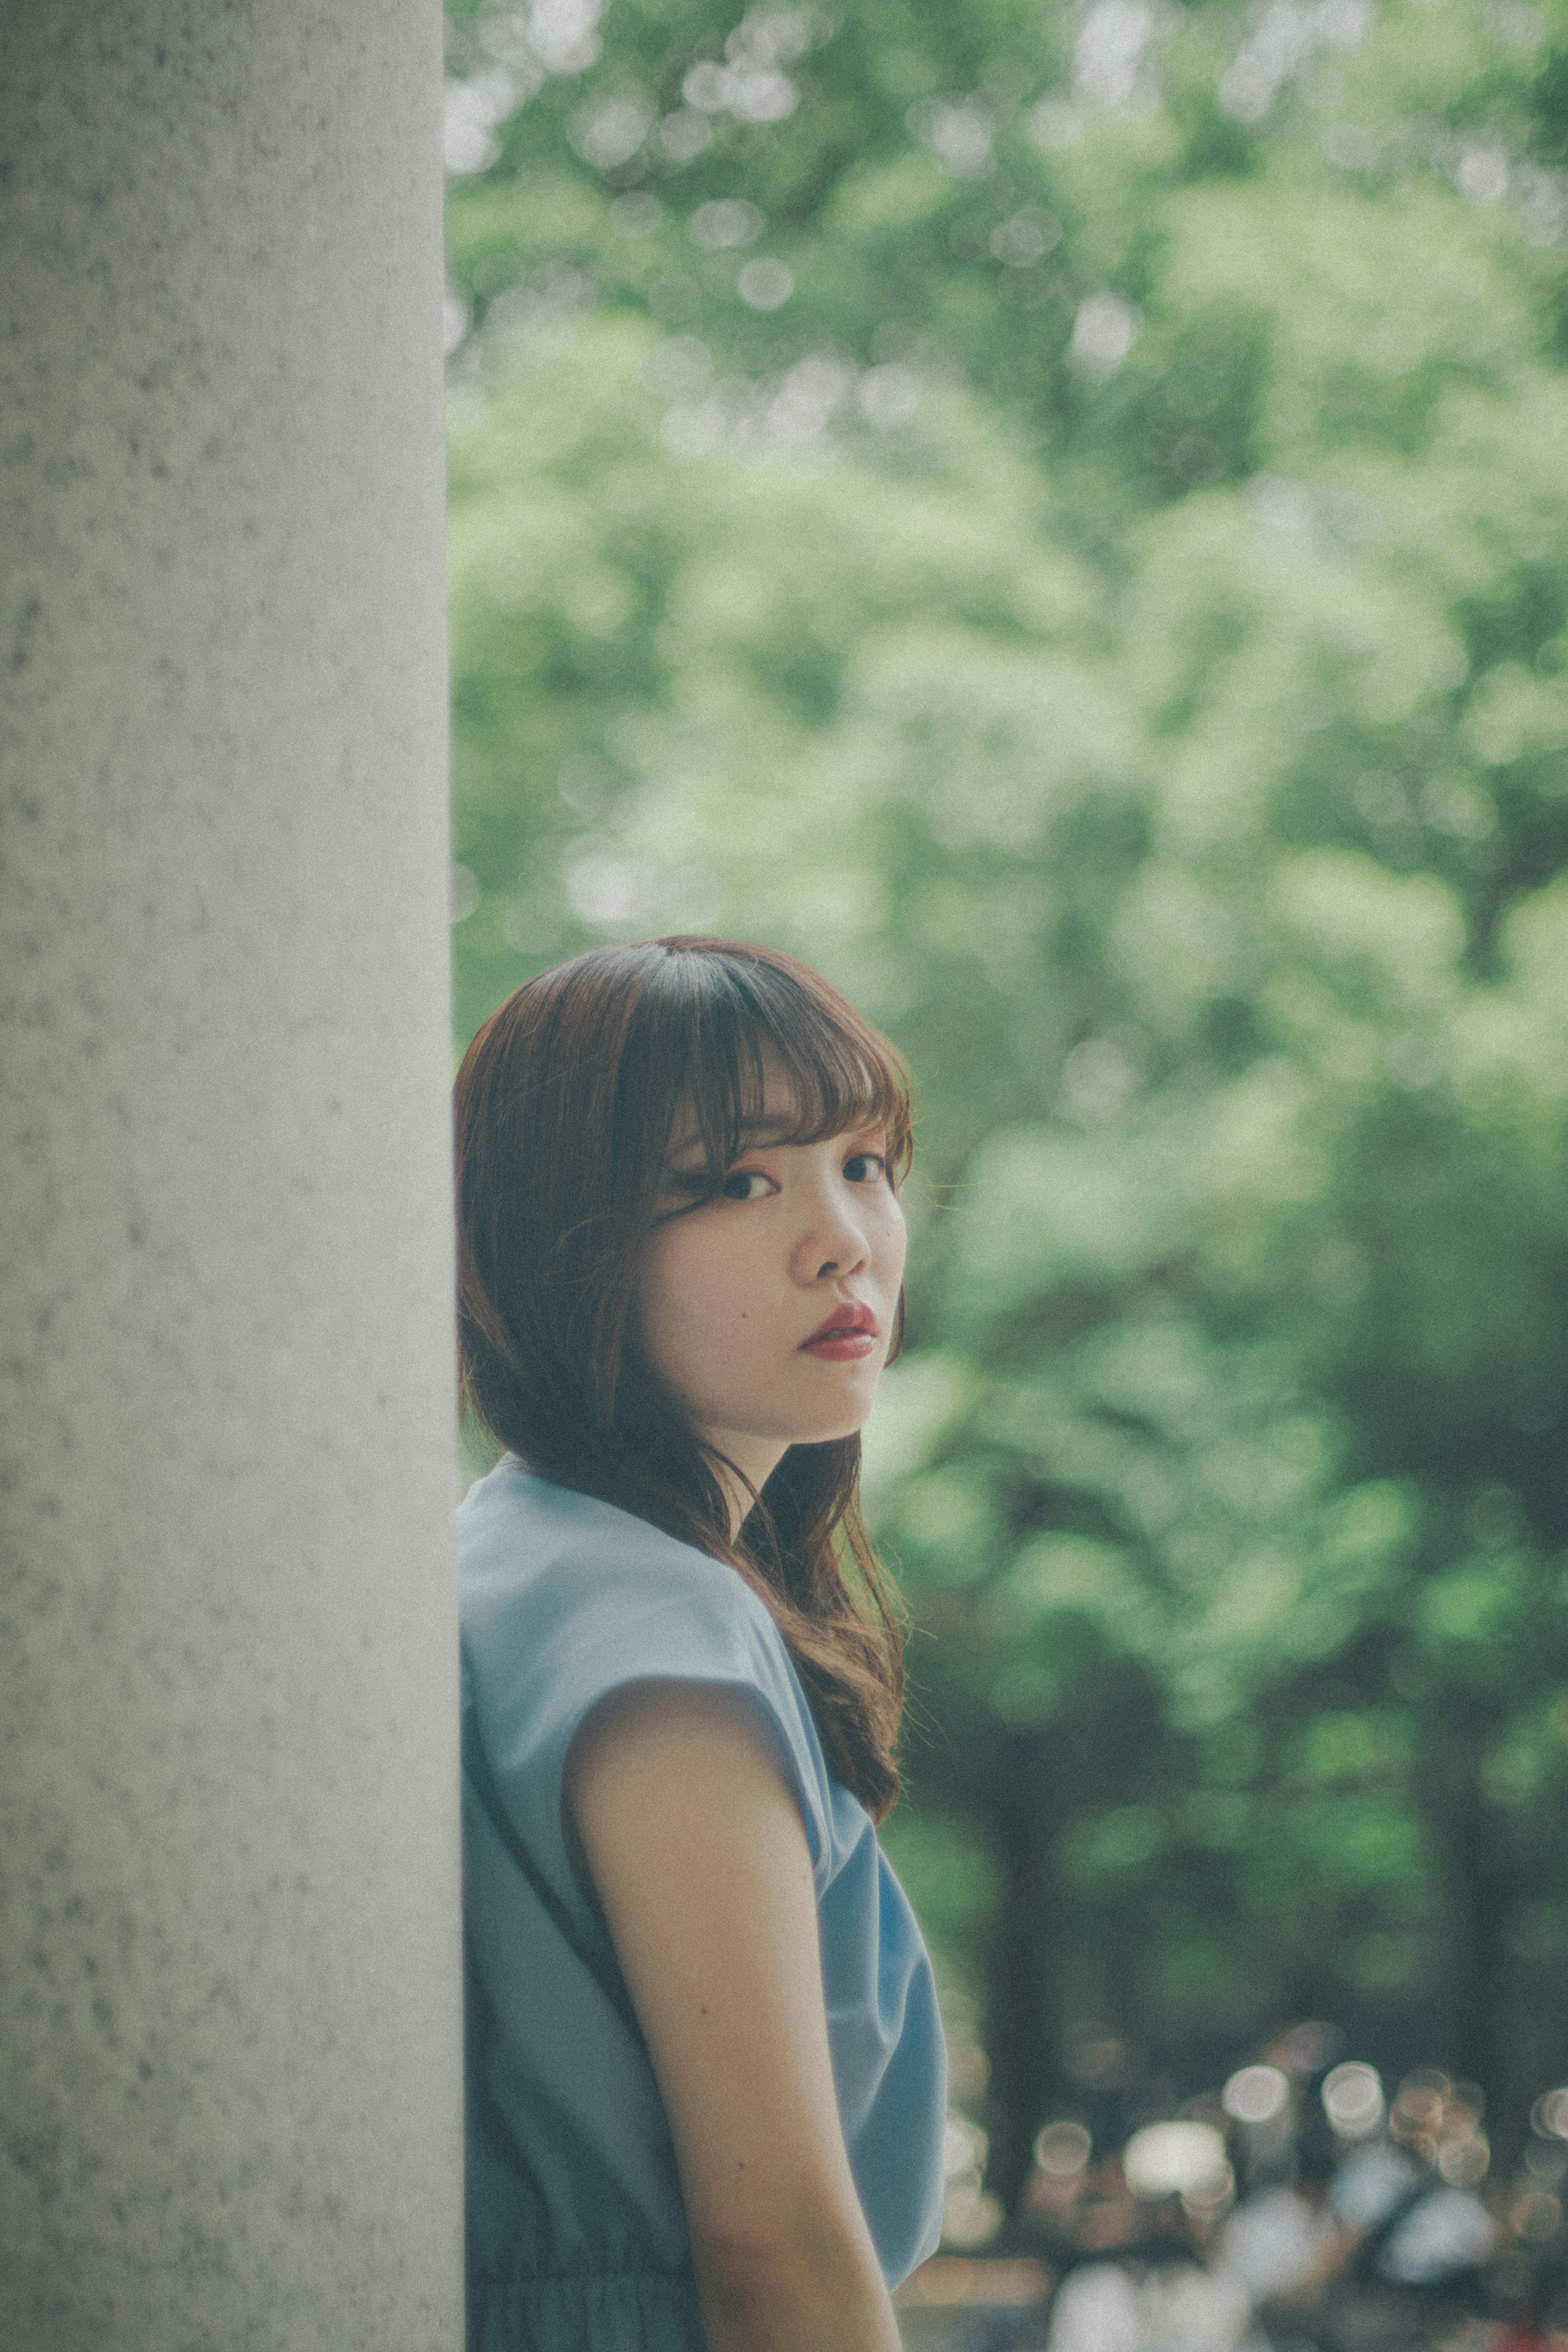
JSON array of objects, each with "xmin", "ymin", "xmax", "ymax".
[
  {"xmin": 946, "ymin": 1122, "xmax": 1201, "ymax": 1315},
  {"xmin": 447, "ymin": 0, "xmax": 1568, "ymax": 2108}
]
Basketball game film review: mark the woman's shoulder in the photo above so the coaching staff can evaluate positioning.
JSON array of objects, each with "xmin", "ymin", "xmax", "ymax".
[
  {"xmin": 459, "ymin": 1454, "xmax": 764, "ymax": 1628},
  {"xmin": 459, "ymin": 1454, "xmax": 835, "ymax": 1867},
  {"xmin": 459, "ymin": 1456, "xmax": 799, "ymax": 1719}
]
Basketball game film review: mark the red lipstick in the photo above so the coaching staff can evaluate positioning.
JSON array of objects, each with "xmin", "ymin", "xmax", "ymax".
[{"xmin": 800, "ymin": 1304, "xmax": 879, "ymax": 1361}]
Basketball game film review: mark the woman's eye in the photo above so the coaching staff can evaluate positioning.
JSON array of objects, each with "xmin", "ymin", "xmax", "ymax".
[
  {"xmin": 719, "ymin": 1169, "xmax": 774, "ymax": 1202},
  {"xmin": 843, "ymin": 1153, "xmax": 888, "ymax": 1185}
]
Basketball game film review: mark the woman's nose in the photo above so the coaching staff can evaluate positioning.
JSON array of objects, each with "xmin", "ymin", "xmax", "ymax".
[{"xmin": 795, "ymin": 1188, "xmax": 870, "ymax": 1282}]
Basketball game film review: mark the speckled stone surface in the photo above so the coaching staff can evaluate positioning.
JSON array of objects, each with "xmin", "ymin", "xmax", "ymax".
[{"xmin": 0, "ymin": 6, "xmax": 462, "ymax": 2345}]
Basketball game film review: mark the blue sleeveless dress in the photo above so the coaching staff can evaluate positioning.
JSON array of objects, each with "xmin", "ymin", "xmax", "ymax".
[{"xmin": 459, "ymin": 1456, "xmax": 947, "ymax": 2351}]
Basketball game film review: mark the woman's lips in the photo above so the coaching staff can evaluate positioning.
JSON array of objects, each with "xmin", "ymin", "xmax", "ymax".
[
  {"xmin": 801, "ymin": 1329, "xmax": 878, "ymax": 1361},
  {"xmin": 801, "ymin": 1308, "xmax": 878, "ymax": 1360}
]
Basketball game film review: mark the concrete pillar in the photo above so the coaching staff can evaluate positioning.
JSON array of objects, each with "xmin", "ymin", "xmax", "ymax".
[{"xmin": 0, "ymin": 7, "xmax": 461, "ymax": 2347}]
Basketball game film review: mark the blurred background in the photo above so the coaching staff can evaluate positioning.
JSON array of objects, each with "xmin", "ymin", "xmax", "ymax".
[{"xmin": 442, "ymin": 0, "xmax": 1568, "ymax": 2334}]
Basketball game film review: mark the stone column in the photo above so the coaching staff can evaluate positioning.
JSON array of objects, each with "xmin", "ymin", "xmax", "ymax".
[{"xmin": 0, "ymin": 7, "xmax": 462, "ymax": 2346}]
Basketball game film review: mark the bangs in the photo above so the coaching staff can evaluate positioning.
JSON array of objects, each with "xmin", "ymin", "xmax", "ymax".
[{"xmin": 654, "ymin": 941, "xmax": 913, "ymax": 1188}]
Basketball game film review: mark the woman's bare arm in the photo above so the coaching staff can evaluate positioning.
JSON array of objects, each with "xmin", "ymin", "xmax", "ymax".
[{"xmin": 564, "ymin": 1679, "xmax": 904, "ymax": 2352}]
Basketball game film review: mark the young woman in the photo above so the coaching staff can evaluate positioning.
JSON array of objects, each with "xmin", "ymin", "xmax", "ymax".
[{"xmin": 454, "ymin": 935, "xmax": 947, "ymax": 2352}]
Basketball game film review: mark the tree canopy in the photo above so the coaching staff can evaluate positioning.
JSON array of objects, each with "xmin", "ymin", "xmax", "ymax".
[{"xmin": 445, "ymin": 0, "xmax": 1568, "ymax": 2207}]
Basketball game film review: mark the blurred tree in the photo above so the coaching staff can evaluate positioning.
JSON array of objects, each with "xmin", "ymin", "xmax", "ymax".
[{"xmin": 445, "ymin": 0, "xmax": 1568, "ymax": 2209}]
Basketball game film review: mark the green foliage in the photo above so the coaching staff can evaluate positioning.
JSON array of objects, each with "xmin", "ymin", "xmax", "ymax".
[{"xmin": 446, "ymin": 0, "xmax": 1568, "ymax": 2157}]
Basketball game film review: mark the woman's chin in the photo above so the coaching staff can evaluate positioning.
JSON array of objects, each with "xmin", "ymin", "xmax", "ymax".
[{"xmin": 788, "ymin": 1407, "xmax": 877, "ymax": 1447}]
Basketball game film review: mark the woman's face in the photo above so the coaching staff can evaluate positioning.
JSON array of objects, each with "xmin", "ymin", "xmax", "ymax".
[{"xmin": 635, "ymin": 1060, "xmax": 908, "ymax": 1511}]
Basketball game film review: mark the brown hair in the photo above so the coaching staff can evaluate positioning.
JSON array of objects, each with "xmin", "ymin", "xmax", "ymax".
[{"xmin": 454, "ymin": 937, "xmax": 913, "ymax": 1819}]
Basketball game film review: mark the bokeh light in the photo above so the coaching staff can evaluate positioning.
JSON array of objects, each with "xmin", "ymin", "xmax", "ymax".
[
  {"xmin": 1532, "ymin": 2089, "xmax": 1568, "ymax": 2140},
  {"xmin": 1222, "ymin": 2064, "xmax": 1291, "ymax": 2125},
  {"xmin": 1123, "ymin": 2120, "xmax": 1230, "ymax": 2202},
  {"xmin": 1321, "ymin": 2062, "xmax": 1384, "ymax": 2138},
  {"xmin": 1034, "ymin": 2120, "xmax": 1094, "ymax": 2178}
]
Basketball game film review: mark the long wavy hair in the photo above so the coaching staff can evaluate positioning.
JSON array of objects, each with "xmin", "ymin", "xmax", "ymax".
[{"xmin": 453, "ymin": 936, "xmax": 913, "ymax": 1819}]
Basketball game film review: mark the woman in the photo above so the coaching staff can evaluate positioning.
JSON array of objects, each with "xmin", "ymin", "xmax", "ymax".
[{"xmin": 455, "ymin": 936, "xmax": 947, "ymax": 2352}]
